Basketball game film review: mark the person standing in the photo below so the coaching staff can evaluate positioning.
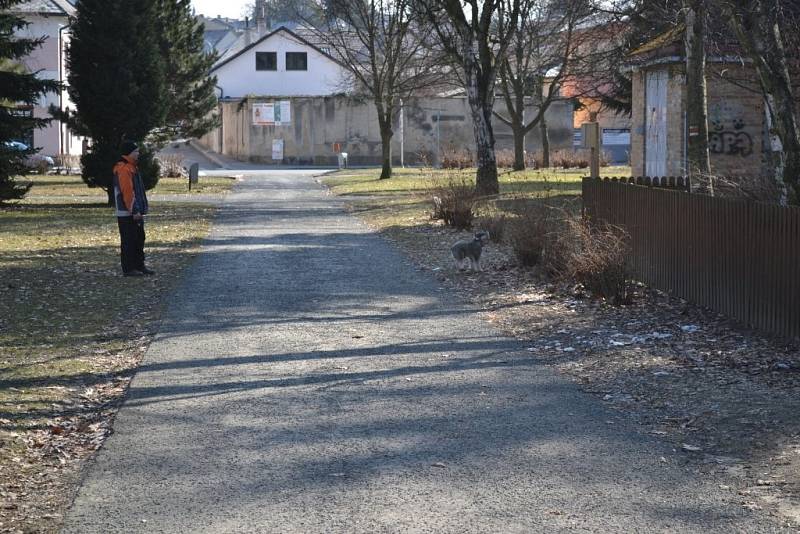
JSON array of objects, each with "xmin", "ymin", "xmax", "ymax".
[{"xmin": 113, "ymin": 141, "xmax": 154, "ymax": 277}]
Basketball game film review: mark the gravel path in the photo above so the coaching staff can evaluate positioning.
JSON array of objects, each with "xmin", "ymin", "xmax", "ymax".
[{"xmin": 62, "ymin": 171, "xmax": 788, "ymax": 533}]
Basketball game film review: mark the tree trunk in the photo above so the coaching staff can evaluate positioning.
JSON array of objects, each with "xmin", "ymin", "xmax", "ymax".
[
  {"xmin": 539, "ymin": 116, "xmax": 551, "ymax": 169},
  {"xmin": 760, "ymin": 2, "xmax": 800, "ymax": 203},
  {"xmin": 378, "ymin": 116, "xmax": 393, "ymax": 180},
  {"xmin": 684, "ymin": 1, "xmax": 712, "ymax": 178},
  {"xmin": 472, "ymin": 104, "xmax": 498, "ymax": 196},
  {"xmin": 763, "ymin": 97, "xmax": 789, "ymax": 204},
  {"xmin": 784, "ymin": 148, "xmax": 800, "ymax": 204},
  {"xmin": 512, "ymin": 121, "xmax": 525, "ymax": 171},
  {"xmin": 727, "ymin": 0, "xmax": 800, "ymax": 203},
  {"xmin": 464, "ymin": 57, "xmax": 499, "ymax": 196}
]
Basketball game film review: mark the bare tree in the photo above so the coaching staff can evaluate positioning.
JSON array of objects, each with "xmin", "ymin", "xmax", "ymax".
[
  {"xmin": 305, "ymin": 0, "xmax": 438, "ymax": 179},
  {"xmin": 494, "ymin": 0, "xmax": 602, "ymax": 171},
  {"xmin": 684, "ymin": 0, "xmax": 711, "ymax": 177},
  {"xmin": 418, "ymin": 0, "xmax": 522, "ymax": 196},
  {"xmin": 724, "ymin": 0, "xmax": 799, "ymax": 204}
]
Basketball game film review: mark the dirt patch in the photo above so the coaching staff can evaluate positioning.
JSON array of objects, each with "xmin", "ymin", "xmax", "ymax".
[{"xmin": 376, "ymin": 219, "xmax": 800, "ymax": 529}]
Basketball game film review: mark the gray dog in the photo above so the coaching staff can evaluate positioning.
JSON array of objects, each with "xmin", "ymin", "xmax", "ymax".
[{"xmin": 451, "ymin": 231, "xmax": 490, "ymax": 271}]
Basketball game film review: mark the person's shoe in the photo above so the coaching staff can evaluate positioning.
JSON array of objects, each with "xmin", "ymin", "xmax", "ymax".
[
  {"xmin": 123, "ymin": 270, "xmax": 144, "ymax": 277},
  {"xmin": 139, "ymin": 267, "xmax": 156, "ymax": 275}
]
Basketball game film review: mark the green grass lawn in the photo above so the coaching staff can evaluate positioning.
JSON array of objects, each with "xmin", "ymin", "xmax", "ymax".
[
  {"xmin": 21, "ymin": 173, "xmax": 235, "ymax": 200},
  {"xmin": 322, "ymin": 165, "xmax": 630, "ymax": 230},
  {"xmin": 323, "ymin": 165, "xmax": 630, "ymax": 197},
  {"xmin": 0, "ymin": 173, "xmax": 234, "ymax": 532},
  {"xmin": 1, "ymin": 174, "xmax": 233, "ymax": 410}
]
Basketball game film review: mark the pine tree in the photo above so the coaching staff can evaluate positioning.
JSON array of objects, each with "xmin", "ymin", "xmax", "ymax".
[
  {"xmin": 153, "ymin": 0, "xmax": 219, "ymax": 143},
  {"xmin": 67, "ymin": 0, "xmax": 167, "ymax": 200},
  {"xmin": 0, "ymin": 0, "xmax": 60, "ymax": 203}
]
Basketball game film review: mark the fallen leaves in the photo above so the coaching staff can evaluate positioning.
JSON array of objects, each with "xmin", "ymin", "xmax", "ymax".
[{"xmin": 1, "ymin": 193, "xmax": 221, "ymax": 533}]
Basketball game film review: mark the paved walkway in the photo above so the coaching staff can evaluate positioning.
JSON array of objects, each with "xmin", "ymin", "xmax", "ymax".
[{"xmin": 63, "ymin": 172, "xmax": 786, "ymax": 533}]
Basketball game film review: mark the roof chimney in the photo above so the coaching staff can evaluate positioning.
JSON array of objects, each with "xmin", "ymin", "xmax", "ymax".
[
  {"xmin": 255, "ymin": 0, "xmax": 267, "ymax": 35},
  {"xmin": 244, "ymin": 17, "xmax": 251, "ymax": 46}
]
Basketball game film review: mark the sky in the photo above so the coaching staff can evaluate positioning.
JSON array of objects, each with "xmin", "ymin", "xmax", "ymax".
[{"xmin": 192, "ymin": 0, "xmax": 250, "ymax": 19}]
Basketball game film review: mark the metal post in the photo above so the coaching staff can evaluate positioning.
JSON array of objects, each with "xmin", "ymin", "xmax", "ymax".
[
  {"xmin": 436, "ymin": 109, "xmax": 441, "ymax": 168},
  {"xmin": 588, "ymin": 111, "xmax": 600, "ymax": 179},
  {"xmin": 399, "ymin": 98, "xmax": 404, "ymax": 168}
]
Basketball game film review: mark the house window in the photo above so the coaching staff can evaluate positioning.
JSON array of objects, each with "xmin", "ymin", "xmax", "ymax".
[
  {"xmin": 255, "ymin": 51, "xmax": 277, "ymax": 71},
  {"xmin": 286, "ymin": 52, "xmax": 308, "ymax": 71}
]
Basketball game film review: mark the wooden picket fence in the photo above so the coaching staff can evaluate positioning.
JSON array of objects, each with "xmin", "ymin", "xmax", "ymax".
[{"xmin": 582, "ymin": 177, "xmax": 800, "ymax": 339}]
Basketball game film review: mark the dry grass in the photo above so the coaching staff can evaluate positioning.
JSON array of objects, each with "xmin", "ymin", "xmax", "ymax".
[
  {"xmin": 0, "ymin": 173, "xmax": 233, "ymax": 533},
  {"xmin": 323, "ymin": 166, "xmax": 629, "ymax": 232},
  {"xmin": 323, "ymin": 166, "xmax": 630, "ymax": 199},
  {"xmin": 428, "ymin": 171, "xmax": 476, "ymax": 229},
  {"xmin": 20, "ymin": 174, "xmax": 235, "ymax": 201}
]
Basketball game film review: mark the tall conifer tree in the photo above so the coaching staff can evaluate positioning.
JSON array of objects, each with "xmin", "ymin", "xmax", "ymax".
[
  {"xmin": 67, "ymin": 0, "xmax": 167, "ymax": 199},
  {"xmin": 154, "ymin": 0, "xmax": 219, "ymax": 142},
  {"xmin": 0, "ymin": 0, "xmax": 59, "ymax": 203}
]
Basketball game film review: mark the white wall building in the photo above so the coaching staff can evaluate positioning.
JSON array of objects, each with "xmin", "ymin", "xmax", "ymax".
[
  {"xmin": 211, "ymin": 26, "xmax": 350, "ymax": 99},
  {"xmin": 12, "ymin": 0, "xmax": 84, "ymax": 157}
]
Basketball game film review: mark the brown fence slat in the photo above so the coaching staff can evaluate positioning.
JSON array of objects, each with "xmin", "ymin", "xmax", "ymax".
[{"xmin": 582, "ymin": 178, "xmax": 800, "ymax": 340}]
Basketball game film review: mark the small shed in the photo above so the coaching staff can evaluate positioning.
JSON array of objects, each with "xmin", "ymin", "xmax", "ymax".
[{"xmin": 628, "ymin": 28, "xmax": 767, "ymax": 180}]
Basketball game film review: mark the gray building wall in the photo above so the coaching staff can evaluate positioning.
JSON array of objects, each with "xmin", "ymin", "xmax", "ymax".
[{"xmin": 198, "ymin": 95, "xmax": 575, "ymax": 165}]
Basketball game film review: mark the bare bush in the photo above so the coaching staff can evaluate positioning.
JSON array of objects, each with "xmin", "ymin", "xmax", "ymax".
[
  {"xmin": 524, "ymin": 150, "xmax": 540, "ymax": 169},
  {"xmin": 474, "ymin": 209, "xmax": 508, "ymax": 243},
  {"xmin": 416, "ymin": 150, "xmax": 434, "ymax": 168},
  {"xmin": 157, "ymin": 154, "xmax": 186, "ymax": 178},
  {"xmin": 553, "ymin": 149, "xmax": 589, "ymax": 169},
  {"xmin": 429, "ymin": 171, "xmax": 476, "ymax": 229},
  {"xmin": 505, "ymin": 202, "xmax": 558, "ymax": 266},
  {"xmin": 440, "ymin": 147, "xmax": 474, "ymax": 169},
  {"xmin": 551, "ymin": 216, "xmax": 631, "ymax": 304},
  {"xmin": 692, "ymin": 173, "xmax": 788, "ymax": 204},
  {"xmin": 495, "ymin": 149, "xmax": 516, "ymax": 169},
  {"xmin": 526, "ymin": 149, "xmax": 611, "ymax": 169},
  {"xmin": 55, "ymin": 154, "xmax": 81, "ymax": 174}
]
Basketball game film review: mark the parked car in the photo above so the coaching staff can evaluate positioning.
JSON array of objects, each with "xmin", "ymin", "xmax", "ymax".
[{"xmin": 4, "ymin": 141, "xmax": 55, "ymax": 172}]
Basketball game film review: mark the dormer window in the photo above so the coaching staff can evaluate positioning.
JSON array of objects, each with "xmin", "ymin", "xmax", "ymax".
[
  {"xmin": 286, "ymin": 52, "xmax": 308, "ymax": 71},
  {"xmin": 256, "ymin": 52, "xmax": 277, "ymax": 71}
]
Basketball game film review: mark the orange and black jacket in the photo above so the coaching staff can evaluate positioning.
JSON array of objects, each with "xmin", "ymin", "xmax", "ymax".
[{"xmin": 113, "ymin": 156, "xmax": 148, "ymax": 217}]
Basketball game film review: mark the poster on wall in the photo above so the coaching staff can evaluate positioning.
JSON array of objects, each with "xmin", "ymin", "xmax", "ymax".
[
  {"xmin": 253, "ymin": 103, "xmax": 274, "ymax": 125},
  {"xmin": 252, "ymin": 101, "xmax": 291, "ymax": 126},
  {"xmin": 279, "ymin": 101, "xmax": 291, "ymax": 124},
  {"xmin": 272, "ymin": 139, "xmax": 284, "ymax": 160}
]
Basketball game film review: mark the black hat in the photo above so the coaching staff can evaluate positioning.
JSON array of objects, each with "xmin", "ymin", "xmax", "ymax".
[{"xmin": 120, "ymin": 140, "xmax": 139, "ymax": 156}]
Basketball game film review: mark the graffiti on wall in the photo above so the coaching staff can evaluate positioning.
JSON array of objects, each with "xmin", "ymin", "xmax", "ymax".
[{"xmin": 708, "ymin": 102, "xmax": 753, "ymax": 157}]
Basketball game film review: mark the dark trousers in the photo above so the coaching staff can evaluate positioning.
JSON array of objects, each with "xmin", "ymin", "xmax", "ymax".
[{"xmin": 117, "ymin": 216, "xmax": 146, "ymax": 273}]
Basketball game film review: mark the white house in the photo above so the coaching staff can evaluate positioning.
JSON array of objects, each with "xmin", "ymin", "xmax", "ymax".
[
  {"xmin": 12, "ymin": 0, "xmax": 84, "ymax": 157},
  {"xmin": 211, "ymin": 26, "xmax": 350, "ymax": 99}
]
